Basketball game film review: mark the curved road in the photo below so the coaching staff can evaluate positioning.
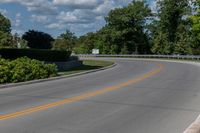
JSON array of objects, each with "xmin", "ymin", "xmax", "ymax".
[{"xmin": 0, "ymin": 58, "xmax": 200, "ymax": 133}]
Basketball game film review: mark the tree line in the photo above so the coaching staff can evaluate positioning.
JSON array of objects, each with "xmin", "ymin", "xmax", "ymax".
[
  {"xmin": 74, "ymin": 0, "xmax": 200, "ymax": 55},
  {"xmin": 0, "ymin": 0, "xmax": 200, "ymax": 55}
]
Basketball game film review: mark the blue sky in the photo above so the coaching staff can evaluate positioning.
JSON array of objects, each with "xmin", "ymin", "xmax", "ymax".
[{"xmin": 0, "ymin": 0, "xmax": 155, "ymax": 37}]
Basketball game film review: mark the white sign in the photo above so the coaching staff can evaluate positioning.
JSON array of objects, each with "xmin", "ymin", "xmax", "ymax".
[{"xmin": 92, "ymin": 49, "xmax": 99, "ymax": 55}]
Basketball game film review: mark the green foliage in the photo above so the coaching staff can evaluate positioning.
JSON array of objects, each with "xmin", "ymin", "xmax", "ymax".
[
  {"xmin": 19, "ymin": 39, "xmax": 28, "ymax": 49},
  {"xmin": 53, "ymin": 30, "xmax": 77, "ymax": 51},
  {"xmin": 151, "ymin": 0, "xmax": 192, "ymax": 55},
  {"xmin": 53, "ymin": 39, "xmax": 70, "ymax": 51},
  {"xmin": 190, "ymin": 0, "xmax": 200, "ymax": 54},
  {"xmin": 0, "ymin": 57, "xmax": 57, "ymax": 83},
  {"xmin": 94, "ymin": 27, "xmax": 120, "ymax": 54},
  {"xmin": 74, "ymin": 0, "xmax": 195, "ymax": 55},
  {"xmin": 0, "ymin": 0, "xmax": 198, "ymax": 55},
  {"xmin": 157, "ymin": 0, "xmax": 190, "ymax": 42},
  {"xmin": 22, "ymin": 30, "xmax": 54, "ymax": 49},
  {"xmin": 74, "ymin": 32, "xmax": 97, "ymax": 54},
  {"xmin": 105, "ymin": 1, "xmax": 152, "ymax": 54},
  {"xmin": 0, "ymin": 48, "xmax": 71, "ymax": 62},
  {"xmin": 0, "ymin": 31, "xmax": 16, "ymax": 48},
  {"xmin": 0, "ymin": 13, "xmax": 15, "ymax": 48},
  {"xmin": 151, "ymin": 32, "xmax": 171, "ymax": 54},
  {"xmin": 174, "ymin": 41, "xmax": 192, "ymax": 55},
  {"xmin": 106, "ymin": 1, "xmax": 151, "ymax": 29},
  {"xmin": 174, "ymin": 24, "xmax": 192, "ymax": 55},
  {"xmin": 191, "ymin": 16, "xmax": 200, "ymax": 40},
  {"xmin": 74, "ymin": 1, "xmax": 152, "ymax": 54},
  {"xmin": 11, "ymin": 33, "xmax": 27, "ymax": 49},
  {"xmin": 0, "ymin": 13, "xmax": 11, "ymax": 33},
  {"xmin": 120, "ymin": 45, "xmax": 129, "ymax": 54}
]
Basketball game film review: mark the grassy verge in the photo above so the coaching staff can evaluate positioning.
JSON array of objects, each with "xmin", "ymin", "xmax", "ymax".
[{"xmin": 58, "ymin": 60, "xmax": 114, "ymax": 76}]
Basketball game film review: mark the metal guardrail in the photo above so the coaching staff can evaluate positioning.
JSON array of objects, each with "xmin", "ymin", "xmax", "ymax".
[{"xmin": 77, "ymin": 54, "xmax": 200, "ymax": 60}]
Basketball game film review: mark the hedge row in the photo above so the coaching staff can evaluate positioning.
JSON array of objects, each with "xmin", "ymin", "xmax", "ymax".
[
  {"xmin": 0, "ymin": 48, "xmax": 71, "ymax": 62},
  {"xmin": 0, "ymin": 57, "xmax": 57, "ymax": 83}
]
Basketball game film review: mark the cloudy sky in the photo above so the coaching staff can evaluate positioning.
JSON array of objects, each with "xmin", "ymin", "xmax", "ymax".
[{"xmin": 0, "ymin": 0, "xmax": 155, "ymax": 37}]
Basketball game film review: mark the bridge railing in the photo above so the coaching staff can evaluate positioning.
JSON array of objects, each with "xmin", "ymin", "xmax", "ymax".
[{"xmin": 77, "ymin": 54, "xmax": 200, "ymax": 60}]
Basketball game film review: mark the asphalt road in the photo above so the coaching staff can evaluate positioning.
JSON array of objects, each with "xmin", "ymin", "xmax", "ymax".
[{"xmin": 0, "ymin": 58, "xmax": 200, "ymax": 133}]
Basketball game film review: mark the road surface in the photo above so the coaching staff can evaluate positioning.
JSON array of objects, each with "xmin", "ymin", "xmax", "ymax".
[{"xmin": 0, "ymin": 58, "xmax": 200, "ymax": 133}]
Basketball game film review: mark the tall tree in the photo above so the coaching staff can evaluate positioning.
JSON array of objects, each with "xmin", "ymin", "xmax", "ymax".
[
  {"xmin": 151, "ymin": 32, "xmax": 171, "ymax": 54},
  {"xmin": 22, "ymin": 30, "xmax": 54, "ymax": 49},
  {"xmin": 0, "ymin": 13, "xmax": 11, "ymax": 33},
  {"xmin": 74, "ymin": 1, "xmax": 152, "ymax": 54},
  {"xmin": 190, "ymin": 0, "xmax": 200, "ymax": 54},
  {"xmin": 105, "ymin": 1, "xmax": 152, "ymax": 54},
  {"xmin": 0, "ymin": 13, "xmax": 16, "ymax": 48},
  {"xmin": 151, "ymin": 0, "xmax": 192, "ymax": 54},
  {"xmin": 95, "ymin": 26, "xmax": 121, "ymax": 54},
  {"xmin": 158, "ymin": 0, "xmax": 190, "ymax": 42},
  {"xmin": 53, "ymin": 30, "xmax": 77, "ymax": 51},
  {"xmin": 74, "ymin": 32, "xmax": 97, "ymax": 54},
  {"xmin": 174, "ymin": 24, "xmax": 192, "ymax": 54},
  {"xmin": 0, "ymin": 31, "xmax": 15, "ymax": 48}
]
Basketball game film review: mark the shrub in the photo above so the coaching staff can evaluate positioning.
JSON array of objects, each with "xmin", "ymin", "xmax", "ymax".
[
  {"xmin": 22, "ymin": 30, "xmax": 54, "ymax": 49},
  {"xmin": 0, "ymin": 57, "xmax": 57, "ymax": 83},
  {"xmin": 0, "ymin": 48, "xmax": 71, "ymax": 62},
  {"xmin": 0, "ymin": 58, "xmax": 11, "ymax": 83}
]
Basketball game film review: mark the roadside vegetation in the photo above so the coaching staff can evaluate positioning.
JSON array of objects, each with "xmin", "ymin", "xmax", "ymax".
[
  {"xmin": 0, "ymin": 57, "xmax": 57, "ymax": 84},
  {"xmin": 74, "ymin": 0, "xmax": 200, "ymax": 55},
  {"xmin": 58, "ymin": 60, "xmax": 114, "ymax": 76},
  {"xmin": 1, "ymin": 0, "xmax": 200, "ymax": 56}
]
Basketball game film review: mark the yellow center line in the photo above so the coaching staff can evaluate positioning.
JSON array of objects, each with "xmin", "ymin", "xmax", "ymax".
[{"xmin": 0, "ymin": 63, "xmax": 164, "ymax": 121}]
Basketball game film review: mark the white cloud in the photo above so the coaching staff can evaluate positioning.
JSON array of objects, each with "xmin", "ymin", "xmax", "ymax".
[
  {"xmin": 53, "ymin": 0, "xmax": 102, "ymax": 9},
  {"xmin": 57, "ymin": 11, "xmax": 79, "ymax": 23},
  {"xmin": 15, "ymin": 19, "xmax": 21, "ymax": 27},
  {"xmin": 14, "ymin": 13, "xmax": 21, "ymax": 27},
  {"xmin": 0, "ymin": 0, "xmax": 57, "ymax": 15},
  {"xmin": 0, "ymin": 9, "xmax": 7, "ymax": 16},
  {"xmin": 16, "ymin": 13, "xmax": 21, "ymax": 18},
  {"xmin": 45, "ymin": 23, "xmax": 66, "ymax": 29},
  {"xmin": 45, "ymin": 0, "xmax": 133, "ymax": 34},
  {"xmin": 0, "ymin": 0, "xmax": 156, "ymax": 36},
  {"xmin": 56, "ymin": 9, "xmax": 99, "ymax": 24},
  {"xmin": 25, "ymin": 1, "xmax": 57, "ymax": 14},
  {"xmin": 93, "ymin": 0, "xmax": 116, "ymax": 15},
  {"xmin": 31, "ymin": 15, "xmax": 49, "ymax": 23}
]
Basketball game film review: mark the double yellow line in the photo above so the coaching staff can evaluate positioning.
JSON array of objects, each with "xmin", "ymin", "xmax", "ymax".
[{"xmin": 0, "ymin": 63, "xmax": 164, "ymax": 121}]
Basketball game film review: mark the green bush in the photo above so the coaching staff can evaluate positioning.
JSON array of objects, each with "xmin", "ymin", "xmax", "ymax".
[
  {"xmin": 0, "ymin": 48, "xmax": 71, "ymax": 62},
  {"xmin": 0, "ymin": 57, "xmax": 57, "ymax": 83}
]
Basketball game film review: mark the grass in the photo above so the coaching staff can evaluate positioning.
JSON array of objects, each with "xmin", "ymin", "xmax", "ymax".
[{"xmin": 58, "ymin": 60, "xmax": 114, "ymax": 76}]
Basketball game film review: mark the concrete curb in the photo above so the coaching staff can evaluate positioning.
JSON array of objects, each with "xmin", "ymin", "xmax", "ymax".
[
  {"xmin": 0, "ymin": 62, "xmax": 117, "ymax": 89},
  {"xmin": 183, "ymin": 115, "xmax": 200, "ymax": 133}
]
